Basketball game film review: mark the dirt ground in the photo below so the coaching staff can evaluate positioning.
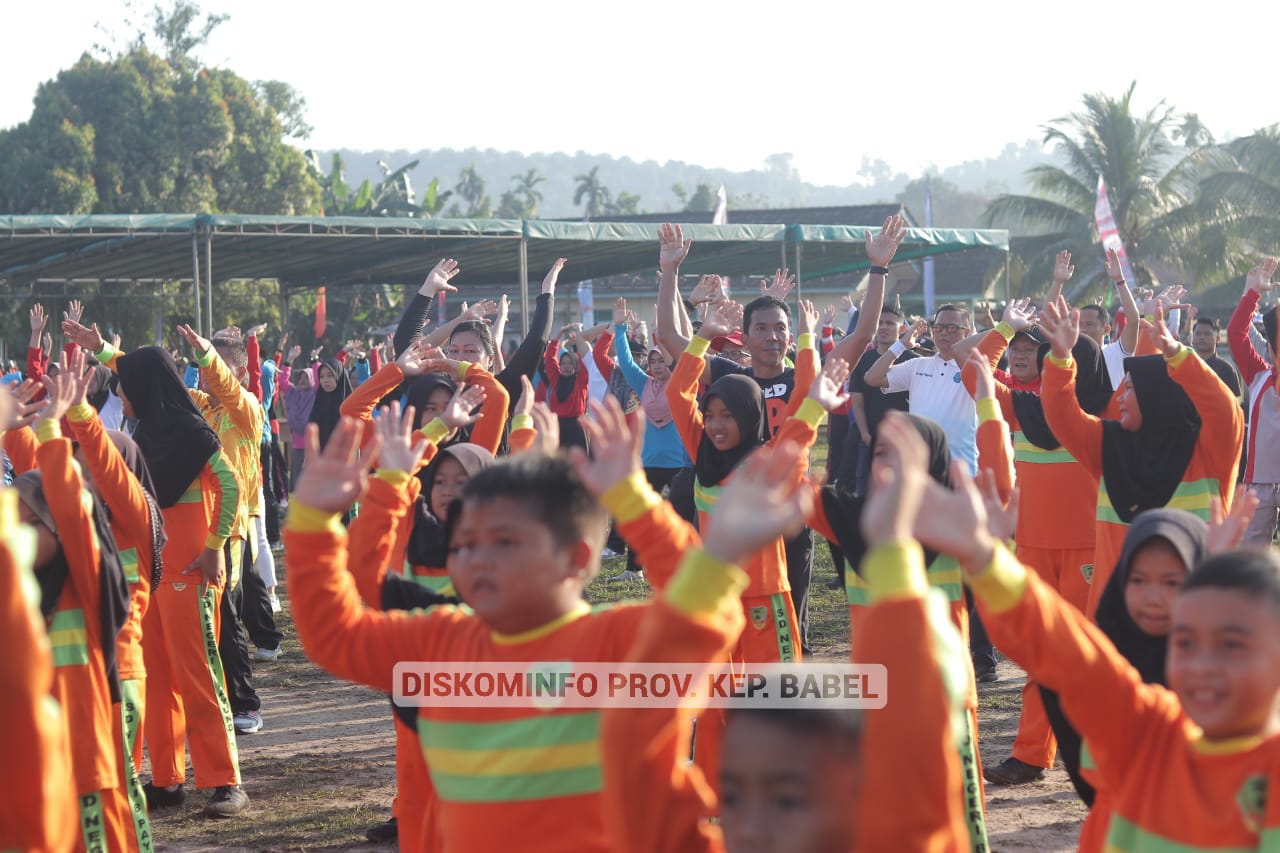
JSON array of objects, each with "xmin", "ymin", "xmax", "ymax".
[{"xmin": 148, "ymin": 548, "xmax": 1085, "ymax": 852}]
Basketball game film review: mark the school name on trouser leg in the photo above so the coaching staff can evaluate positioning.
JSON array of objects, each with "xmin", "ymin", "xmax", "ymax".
[{"xmin": 392, "ymin": 662, "xmax": 888, "ymax": 710}]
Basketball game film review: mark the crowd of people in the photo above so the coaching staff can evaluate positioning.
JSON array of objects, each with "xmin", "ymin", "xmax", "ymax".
[{"xmin": 3, "ymin": 220, "xmax": 1280, "ymax": 852}]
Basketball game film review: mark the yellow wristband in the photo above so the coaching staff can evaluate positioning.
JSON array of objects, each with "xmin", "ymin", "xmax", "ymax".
[
  {"xmin": 196, "ymin": 346, "xmax": 216, "ymax": 368},
  {"xmin": 686, "ymin": 336, "xmax": 711, "ymax": 358},
  {"xmin": 35, "ymin": 419, "xmax": 61, "ymax": 443},
  {"xmin": 66, "ymin": 403, "xmax": 96, "ymax": 423},
  {"xmin": 967, "ymin": 542, "xmax": 1028, "ymax": 614},
  {"xmin": 374, "ymin": 469, "xmax": 412, "ymax": 487},
  {"xmin": 976, "ymin": 397, "xmax": 1002, "ymax": 423},
  {"xmin": 1165, "ymin": 344, "xmax": 1190, "ymax": 367},
  {"xmin": 667, "ymin": 549, "xmax": 750, "ymax": 617},
  {"xmin": 457, "ymin": 361, "xmax": 473, "ymax": 381},
  {"xmin": 287, "ymin": 502, "xmax": 344, "ymax": 535},
  {"xmin": 419, "ymin": 419, "xmax": 451, "ymax": 446},
  {"xmin": 994, "ymin": 322, "xmax": 1016, "ymax": 341},
  {"xmin": 510, "ymin": 413, "xmax": 534, "ymax": 432},
  {"xmin": 1046, "ymin": 354, "xmax": 1073, "ymax": 368},
  {"xmin": 599, "ymin": 471, "xmax": 661, "ymax": 525},
  {"xmin": 795, "ymin": 397, "xmax": 826, "ymax": 426},
  {"xmin": 797, "ymin": 332, "xmax": 815, "ymax": 351},
  {"xmin": 862, "ymin": 540, "xmax": 928, "ymax": 602}
]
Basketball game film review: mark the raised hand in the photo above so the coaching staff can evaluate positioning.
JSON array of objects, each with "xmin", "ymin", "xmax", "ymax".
[
  {"xmin": 613, "ymin": 297, "xmax": 629, "ymax": 325},
  {"xmin": 1104, "ymin": 247, "xmax": 1126, "ymax": 283},
  {"xmin": 760, "ymin": 268, "xmax": 796, "ymax": 301},
  {"xmin": 3, "ymin": 380, "xmax": 47, "ymax": 431},
  {"xmin": 1039, "ymin": 295, "xmax": 1079, "ymax": 359},
  {"xmin": 288, "ymin": 344, "xmax": 303, "ymax": 363},
  {"xmin": 1207, "ymin": 487, "xmax": 1261, "ymax": 554},
  {"xmin": 439, "ymin": 384, "xmax": 487, "ymax": 432},
  {"xmin": 865, "ymin": 214, "xmax": 907, "ymax": 268},
  {"xmin": 1146, "ymin": 303, "xmax": 1182, "ymax": 358},
  {"xmin": 295, "ymin": 418, "xmax": 378, "ymax": 514},
  {"xmin": 839, "ymin": 294, "xmax": 855, "ymax": 314},
  {"xmin": 214, "ymin": 326, "xmax": 243, "ymax": 342},
  {"xmin": 310, "ymin": 346, "xmax": 323, "ymax": 361},
  {"xmin": 914, "ymin": 459, "xmax": 997, "ymax": 574},
  {"xmin": 247, "ymin": 323, "xmax": 268, "ymax": 338},
  {"xmin": 966, "ymin": 349, "xmax": 996, "ymax": 401},
  {"xmin": 797, "ymin": 299, "xmax": 820, "ymax": 336},
  {"xmin": 65, "ymin": 299, "xmax": 86, "ymax": 326},
  {"xmin": 541, "ymin": 257, "xmax": 568, "ymax": 295},
  {"xmin": 461, "ymin": 299, "xmax": 500, "ymax": 323},
  {"xmin": 698, "ymin": 300, "xmax": 743, "ymax": 339},
  {"xmin": 808, "ymin": 356, "xmax": 851, "ymax": 411},
  {"xmin": 860, "ymin": 411, "xmax": 929, "ymax": 548},
  {"xmin": 701, "ymin": 441, "xmax": 814, "ymax": 566},
  {"xmin": 568, "ymin": 396, "xmax": 643, "ymax": 496},
  {"xmin": 29, "ymin": 304, "xmax": 48, "ymax": 334},
  {"xmin": 372, "ymin": 401, "xmax": 429, "ymax": 472},
  {"xmin": 658, "ymin": 223, "xmax": 692, "ymax": 271},
  {"xmin": 397, "ymin": 341, "xmax": 445, "ymax": 377},
  {"xmin": 497, "ymin": 294, "xmax": 510, "ymax": 322},
  {"xmin": 1053, "ymin": 250, "xmax": 1075, "ymax": 286},
  {"xmin": 529, "ymin": 402, "xmax": 560, "ymax": 455},
  {"xmin": 822, "ymin": 304, "xmax": 837, "ymax": 327},
  {"xmin": 39, "ymin": 350, "xmax": 92, "ymax": 423},
  {"xmin": 421, "ymin": 258, "xmax": 461, "ymax": 296},
  {"xmin": 1142, "ymin": 284, "xmax": 1191, "ymax": 315},
  {"xmin": 689, "ymin": 274, "xmax": 723, "ymax": 307},
  {"xmin": 176, "ymin": 323, "xmax": 212, "ymax": 356},
  {"xmin": 1246, "ymin": 258, "xmax": 1278, "ymax": 295},
  {"xmin": 1001, "ymin": 296, "xmax": 1038, "ymax": 332},
  {"xmin": 900, "ymin": 318, "xmax": 929, "ymax": 349},
  {"xmin": 514, "ymin": 374, "xmax": 535, "ymax": 418}
]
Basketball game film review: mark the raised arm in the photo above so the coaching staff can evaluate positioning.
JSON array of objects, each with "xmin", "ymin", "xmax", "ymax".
[
  {"xmin": 864, "ymin": 318, "xmax": 927, "ymax": 389},
  {"xmin": 1037, "ymin": 296, "xmax": 1104, "ymax": 477},
  {"xmin": 828, "ymin": 215, "xmax": 905, "ymax": 365},
  {"xmin": 393, "ymin": 258, "xmax": 458, "ymax": 356},
  {"xmin": 1042, "ymin": 250, "xmax": 1076, "ymax": 307},
  {"xmin": 655, "ymin": 223, "xmax": 695, "ymax": 358},
  {"xmin": 178, "ymin": 324, "xmax": 264, "ymax": 442},
  {"xmin": 612, "ymin": 301, "xmax": 650, "ymax": 395},
  {"xmin": 1227, "ymin": 259, "xmax": 1277, "ymax": 384},
  {"xmin": 494, "ymin": 258, "xmax": 564, "ymax": 399}
]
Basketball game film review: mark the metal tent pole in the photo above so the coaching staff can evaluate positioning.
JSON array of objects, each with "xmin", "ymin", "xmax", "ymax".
[
  {"xmin": 519, "ymin": 237, "xmax": 530, "ymax": 335},
  {"xmin": 1005, "ymin": 251, "xmax": 1012, "ymax": 302},
  {"xmin": 191, "ymin": 232, "xmax": 203, "ymax": 334},
  {"xmin": 204, "ymin": 228, "xmax": 214, "ymax": 337},
  {"xmin": 794, "ymin": 243, "xmax": 803, "ymax": 300}
]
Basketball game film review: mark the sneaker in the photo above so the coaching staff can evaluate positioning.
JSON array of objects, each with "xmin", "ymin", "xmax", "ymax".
[
  {"xmin": 254, "ymin": 646, "xmax": 280, "ymax": 662},
  {"xmin": 203, "ymin": 785, "xmax": 249, "ymax": 818},
  {"xmin": 610, "ymin": 569, "xmax": 646, "ymax": 583},
  {"xmin": 974, "ymin": 663, "xmax": 1000, "ymax": 684},
  {"xmin": 601, "ymin": 547, "xmax": 621, "ymax": 558},
  {"xmin": 233, "ymin": 710, "xmax": 264, "ymax": 734},
  {"xmin": 366, "ymin": 817, "xmax": 399, "ymax": 843},
  {"xmin": 983, "ymin": 757, "xmax": 1046, "ymax": 786},
  {"xmin": 143, "ymin": 782, "xmax": 186, "ymax": 809},
  {"xmin": 269, "ymin": 591, "xmax": 283, "ymax": 613}
]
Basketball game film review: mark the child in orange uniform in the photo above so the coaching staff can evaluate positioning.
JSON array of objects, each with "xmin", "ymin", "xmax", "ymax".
[
  {"xmin": 286, "ymin": 407, "xmax": 816, "ymax": 853},
  {"xmin": 0, "ymin": 381, "xmax": 77, "ymax": 853},
  {"xmin": 913, "ymin": 437, "xmax": 1280, "ymax": 853},
  {"xmin": 600, "ymin": 409, "xmax": 971, "ymax": 853},
  {"xmin": 16, "ymin": 374, "xmax": 134, "ymax": 852},
  {"xmin": 1038, "ymin": 298, "xmax": 1242, "ymax": 616}
]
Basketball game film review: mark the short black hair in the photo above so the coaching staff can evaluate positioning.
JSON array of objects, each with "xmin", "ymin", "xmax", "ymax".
[
  {"xmin": 1079, "ymin": 304, "xmax": 1111, "ymax": 326},
  {"xmin": 449, "ymin": 321, "xmax": 497, "ymax": 360},
  {"xmin": 727, "ymin": 707, "xmax": 863, "ymax": 752},
  {"xmin": 1194, "ymin": 317, "xmax": 1220, "ymax": 331},
  {"xmin": 879, "ymin": 306, "xmax": 903, "ymax": 320},
  {"xmin": 742, "ymin": 295, "xmax": 791, "ymax": 333},
  {"xmin": 1183, "ymin": 549, "xmax": 1280, "ymax": 613},
  {"xmin": 211, "ymin": 336, "xmax": 248, "ymax": 370},
  {"xmin": 932, "ymin": 304, "xmax": 970, "ymax": 326},
  {"xmin": 458, "ymin": 454, "xmax": 608, "ymax": 551}
]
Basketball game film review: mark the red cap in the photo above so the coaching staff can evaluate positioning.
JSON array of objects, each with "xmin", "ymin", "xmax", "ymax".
[{"xmin": 710, "ymin": 331, "xmax": 745, "ymax": 353}]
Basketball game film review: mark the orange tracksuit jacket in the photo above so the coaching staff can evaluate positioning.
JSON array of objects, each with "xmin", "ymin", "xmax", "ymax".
[
  {"xmin": 340, "ymin": 360, "xmax": 511, "ymax": 456},
  {"xmin": 3, "ymin": 424, "xmax": 38, "ymax": 475},
  {"xmin": 601, "ymin": 539, "xmax": 970, "ymax": 853},
  {"xmin": 0, "ymin": 486, "xmax": 78, "ymax": 853},
  {"xmin": 1041, "ymin": 347, "xmax": 1242, "ymax": 616},
  {"xmin": 971, "ymin": 544, "xmax": 1280, "ymax": 852},
  {"xmin": 285, "ymin": 477, "xmax": 703, "ymax": 853}
]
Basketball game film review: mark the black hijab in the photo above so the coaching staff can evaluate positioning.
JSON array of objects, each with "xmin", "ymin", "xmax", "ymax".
[
  {"xmin": 695, "ymin": 374, "xmax": 769, "ymax": 487},
  {"xmin": 1100, "ymin": 355, "xmax": 1202, "ymax": 524},
  {"xmin": 116, "ymin": 346, "xmax": 222, "ymax": 508},
  {"xmin": 554, "ymin": 350, "xmax": 579, "ymax": 404},
  {"xmin": 1012, "ymin": 335, "xmax": 1113, "ymax": 451},
  {"xmin": 821, "ymin": 414, "xmax": 952, "ymax": 570},
  {"xmin": 404, "ymin": 373, "xmax": 459, "ymax": 434},
  {"xmin": 1043, "ymin": 507, "xmax": 1207, "ymax": 807},
  {"xmin": 85, "ymin": 363, "xmax": 117, "ymax": 412},
  {"xmin": 16, "ymin": 470, "xmax": 131, "ymax": 703},
  {"xmin": 406, "ymin": 443, "xmax": 494, "ymax": 569},
  {"xmin": 308, "ymin": 358, "xmax": 354, "ymax": 450},
  {"xmin": 106, "ymin": 430, "xmax": 168, "ymax": 589}
]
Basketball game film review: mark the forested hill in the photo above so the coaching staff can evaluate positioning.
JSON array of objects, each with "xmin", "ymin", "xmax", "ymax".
[{"xmin": 316, "ymin": 142, "xmax": 1044, "ymax": 221}]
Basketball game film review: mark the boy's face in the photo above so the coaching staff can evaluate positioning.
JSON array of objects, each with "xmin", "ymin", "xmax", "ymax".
[
  {"xmin": 447, "ymin": 496, "xmax": 594, "ymax": 635},
  {"xmin": 720, "ymin": 716, "xmax": 859, "ymax": 853},
  {"xmin": 1168, "ymin": 588, "xmax": 1280, "ymax": 740}
]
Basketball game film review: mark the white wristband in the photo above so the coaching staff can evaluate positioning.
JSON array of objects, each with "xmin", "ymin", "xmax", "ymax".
[{"xmin": 888, "ymin": 340, "xmax": 907, "ymax": 357}]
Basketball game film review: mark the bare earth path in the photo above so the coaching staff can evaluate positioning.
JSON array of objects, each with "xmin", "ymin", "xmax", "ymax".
[{"xmin": 152, "ymin": 554, "xmax": 1084, "ymax": 851}]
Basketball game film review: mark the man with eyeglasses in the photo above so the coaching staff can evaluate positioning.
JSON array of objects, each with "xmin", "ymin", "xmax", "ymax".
[{"xmin": 863, "ymin": 304, "xmax": 979, "ymax": 474}]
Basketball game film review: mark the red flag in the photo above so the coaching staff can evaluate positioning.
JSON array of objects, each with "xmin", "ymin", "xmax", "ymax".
[{"xmin": 314, "ymin": 287, "xmax": 327, "ymax": 339}]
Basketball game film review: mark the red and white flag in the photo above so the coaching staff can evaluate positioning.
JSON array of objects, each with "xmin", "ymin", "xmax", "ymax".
[
  {"xmin": 712, "ymin": 184, "xmax": 728, "ymax": 225},
  {"xmin": 1095, "ymin": 177, "xmax": 1138, "ymax": 284}
]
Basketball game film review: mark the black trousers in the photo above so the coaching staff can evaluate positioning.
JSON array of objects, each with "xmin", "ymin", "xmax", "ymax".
[
  {"xmin": 824, "ymin": 416, "xmax": 850, "ymax": 588},
  {"xmin": 261, "ymin": 439, "xmax": 281, "ymax": 545},
  {"xmin": 219, "ymin": 540, "xmax": 260, "ymax": 715},
  {"xmin": 668, "ymin": 467, "xmax": 697, "ymax": 528},
  {"xmin": 784, "ymin": 527, "xmax": 815, "ymax": 657},
  {"xmin": 966, "ymin": 587, "xmax": 997, "ymax": 671}
]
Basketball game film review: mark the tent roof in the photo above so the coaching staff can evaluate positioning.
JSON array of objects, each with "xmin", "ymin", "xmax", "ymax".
[{"xmin": 0, "ymin": 213, "xmax": 1007, "ymax": 291}]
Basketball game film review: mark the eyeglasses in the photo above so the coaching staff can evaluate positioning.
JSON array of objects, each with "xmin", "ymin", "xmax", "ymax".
[{"xmin": 930, "ymin": 323, "xmax": 966, "ymax": 334}]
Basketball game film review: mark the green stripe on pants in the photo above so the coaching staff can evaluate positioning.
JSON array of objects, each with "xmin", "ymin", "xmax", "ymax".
[
  {"xmin": 200, "ymin": 587, "xmax": 241, "ymax": 778},
  {"xmin": 957, "ymin": 713, "xmax": 990, "ymax": 852},
  {"xmin": 120, "ymin": 679, "xmax": 154, "ymax": 852},
  {"xmin": 79, "ymin": 791, "xmax": 107, "ymax": 853},
  {"xmin": 770, "ymin": 592, "xmax": 797, "ymax": 662}
]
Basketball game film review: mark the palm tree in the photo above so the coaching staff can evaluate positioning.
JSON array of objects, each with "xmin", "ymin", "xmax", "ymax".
[
  {"xmin": 1200, "ymin": 126, "xmax": 1280, "ymax": 255},
  {"xmin": 574, "ymin": 166, "xmax": 610, "ymax": 221},
  {"xmin": 512, "ymin": 168, "xmax": 545, "ymax": 217},
  {"xmin": 454, "ymin": 163, "xmax": 491, "ymax": 218},
  {"xmin": 983, "ymin": 83, "xmax": 1236, "ymax": 297}
]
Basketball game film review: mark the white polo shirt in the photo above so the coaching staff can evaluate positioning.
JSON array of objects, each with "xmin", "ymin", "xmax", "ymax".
[
  {"xmin": 1102, "ymin": 340, "xmax": 1133, "ymax": 389},
  {"xmin": 883, "ymin": 354, "xmax": 977, "ymax": 473}
]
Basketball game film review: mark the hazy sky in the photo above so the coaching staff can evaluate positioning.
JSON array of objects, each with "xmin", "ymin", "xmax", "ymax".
[{"xmin": 4, "ymin": 0, "xmax": 1276, "ymax": 187}]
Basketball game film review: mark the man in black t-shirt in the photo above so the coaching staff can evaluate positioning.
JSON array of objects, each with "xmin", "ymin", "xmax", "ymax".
[{"xmin": 843, "ymin": 306, "xmax": 916, "ymax": 493}]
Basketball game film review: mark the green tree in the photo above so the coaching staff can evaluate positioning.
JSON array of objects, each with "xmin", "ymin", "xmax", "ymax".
[
  {"xmin": 672, "ymin": 182, "xmax": 716, "ymax": 213},
  {"xmin": 606, "ymin": 191, "xmax": 642, "ymax": 216},
  {"xmin": 982, "ymin": 83, "xmax": 1235, "ymax": 297},
  {"xmin": 574, "ymin": 166, "xmax": 610, "ymax": 221},
  {"xmin": 511, "ymin": 168, "xmax": 545, "ymax": 216},
  {"xmin": 896, "ymin": 176, "xmax": 992, "ymax": 227},
  {"xmin": 450, "ymin": 163, "xmax": 491, "ymax": 218},
  {"xmin": 0, "ymin": 6, "xmax": 320, "ymax": 215},
  {"xmin": 1201, "ymin": 126, "xmax": 1280, "ymax": 255}
]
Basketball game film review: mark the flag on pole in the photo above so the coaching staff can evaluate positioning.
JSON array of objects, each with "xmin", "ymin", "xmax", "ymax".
[
  {"xmin": 712, "ymin": 184, "xmax": 728, "ymax": 225},
  {"xmin": 578, "ymin": 279, "xmax": 595, "ymax": 326},
  {"xmin": 922, "ymin": 176, "xmax": 936, "ymax": 317},
  {"xmin": 313, "ymin": 287, "xmax": 327, "ymax": 338},
  {"xmin": 1095, "ymin": 177, "xmax": 1138, "ymax": 286},
  {"xmin": 438, "ymin": 290, "xmax": 447, "ymax": 324}
]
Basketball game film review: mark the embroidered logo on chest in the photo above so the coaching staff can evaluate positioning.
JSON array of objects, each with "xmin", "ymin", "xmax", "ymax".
[
  {"xmin": 749, "ymin": 606, "xmax": 769, "ymax": 630},
  {"xmin": 1080, "ymin": 564, "xmax": 1094, "ymax": 583},
  {"xmin": 1236, "ymin": 774, "xmax": 1267, "ymax": 834}
]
